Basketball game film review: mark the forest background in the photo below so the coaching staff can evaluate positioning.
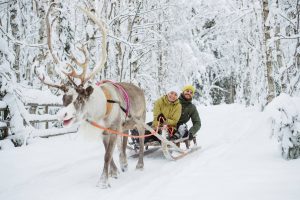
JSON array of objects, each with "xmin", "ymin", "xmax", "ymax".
[{"xmin": 1, "ymin": 0, "xmax": 299, "ymax": 108}]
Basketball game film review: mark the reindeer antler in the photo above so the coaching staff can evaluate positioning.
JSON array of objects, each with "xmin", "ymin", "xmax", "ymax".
[
  {"xmin": 77, "ymin": 7, "xmax": 108, "ymax": 86},
  {"xmin": 35, "ymin": 3, "xmax": 69, "ymax": 92},
  {"xmin": 34, "ymin": 67, "xmax": 68, "ymax": 92},
  {"xmin": 45, "ymin": 3, "xmax": 81, "ymax": 89},
  {"xmin": 64, "ymin": 45, "xmax": 89, "ymax": 84},
  {"xmin": 43, "ymin": 4, "xmax": 107, "ymax": 89},
  {"xmin": 46, "ymin": 2, "xmax": 59, "ymax": 65}
]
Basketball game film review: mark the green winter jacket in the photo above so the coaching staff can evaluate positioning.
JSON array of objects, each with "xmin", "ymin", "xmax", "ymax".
[
  {"xmin": 152, "ymin": 95, "xmax": 182, "ymax": 128},
  {"xmin": 178, "ymin": 94, "xmax": 201, "ymax": 136}
]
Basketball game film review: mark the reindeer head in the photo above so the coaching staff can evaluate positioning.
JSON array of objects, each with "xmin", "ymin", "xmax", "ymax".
[
  {"xmin": 57, "ymin": 85, "xmax": 94, "ymax": 126},
  {"xmin": 37, "ymin": 4, "xmax": 107, "ymax": 127}
]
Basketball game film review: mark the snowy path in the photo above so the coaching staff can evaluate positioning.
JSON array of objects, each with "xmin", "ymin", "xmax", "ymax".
[{"xmin": 0, "ymin": 104, "xmax": 300, "ymax": 200}]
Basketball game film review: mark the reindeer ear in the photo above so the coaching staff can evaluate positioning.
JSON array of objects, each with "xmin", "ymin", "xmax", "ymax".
[{"xmin": 85, "ymin": 86, "xmax": 94, "ymax": 96}]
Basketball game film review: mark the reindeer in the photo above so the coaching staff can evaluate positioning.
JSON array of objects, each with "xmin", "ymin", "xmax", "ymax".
[{"xmin": 38, "ymin": 4, "xmax": 146, "ymax": 188}]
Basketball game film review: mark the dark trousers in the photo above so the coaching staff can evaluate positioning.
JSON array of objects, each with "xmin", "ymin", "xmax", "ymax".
[{"xmin": 131, "ymin": 122, "xmax": 160, "ymax": 144}]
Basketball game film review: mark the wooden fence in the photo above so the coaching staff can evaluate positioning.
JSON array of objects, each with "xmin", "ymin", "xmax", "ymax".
[
  {"xmin": 25, "ymin": 103, "xmax": 63, "ymax": 129},
  {"xmin": 0, "ymin": 106, "xmax": 9, "ymax": 140},
  {"xmin": 0, "ymin": 103, "xmax": 77, "ymax": 140}
]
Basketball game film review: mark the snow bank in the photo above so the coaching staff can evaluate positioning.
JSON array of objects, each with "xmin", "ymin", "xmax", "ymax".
[
  {"xmin": 265, "ymin": 93, "xmax": 300, "ymax": 159},
  {"xmin": 18, "ymin": 86, "xmax": 62, "ymax": 105},
  {"xmin": 0, "ymin": 104, "xmax": 299, "ymax": 200},
  {"xmin": 0, "ymin": 101, "xmax": 7, "ymax": 109},
  {"xmin": 0, "ymin": 121, "xmax": 6, "ymax": 128},
  {"xmin": 0, "ymin": 139, "xmax": 14, "ymax": 150}
]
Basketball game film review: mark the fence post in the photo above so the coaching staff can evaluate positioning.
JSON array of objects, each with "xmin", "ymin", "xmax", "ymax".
[
  {"xmin": 45, "ymin": 105, "xmax": 49, "ymax": 129},
  {"xmin": 3, "ymin": 106, "xmax": 9, "ymax": 138}
]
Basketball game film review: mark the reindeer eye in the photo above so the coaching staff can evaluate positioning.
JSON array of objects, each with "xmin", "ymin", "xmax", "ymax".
[{"xmin": 63, "ymin": 94, "xmax": 73, "ymax": 106}]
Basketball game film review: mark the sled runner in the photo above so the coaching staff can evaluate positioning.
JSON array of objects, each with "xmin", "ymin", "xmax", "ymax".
[{"xmin": 129, "ymin": 124, "xmax": 200, "ymax": 160}]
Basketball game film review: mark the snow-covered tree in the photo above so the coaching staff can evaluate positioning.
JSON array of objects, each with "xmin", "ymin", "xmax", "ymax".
[
  {"xmin": 1, "ymin": 0, "xmax": 300, "ymax": 148},
  {"xmin": 266, "ymin": 93, "xmax": 300, "ymax": 159}
]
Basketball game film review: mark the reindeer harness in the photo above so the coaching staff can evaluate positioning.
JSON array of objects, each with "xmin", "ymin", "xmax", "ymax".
[{"xmin": 96, "ymin": 80, "xmax": 131, "ymax": 117}]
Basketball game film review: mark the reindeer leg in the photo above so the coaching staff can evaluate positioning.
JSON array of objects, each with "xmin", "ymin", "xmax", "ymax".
[
  {"xmin": 98, "ymin": 134, "xmax": 110, "ymax": 188},
  {"xmin": 136, "ymin": 125, "xmax": 145, "ymax": 170},
  {"xmin": 109, "ymin": 158, "xmax": 119, "ymax": 179},
  {"xmin": 100, "ymin": 134, "xmax": 119, "ymax": 179},
  {"xmin": 97, "ymin": 134, "xmax": 117, "ymax": 189},
  {"xmin": 119, "ymin": 134, "xmax": 128, "ymax": 172}
]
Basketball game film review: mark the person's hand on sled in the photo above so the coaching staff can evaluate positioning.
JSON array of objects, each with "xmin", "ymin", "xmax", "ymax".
[
  {"xmin": 188, "ymin": 132, "xmax": 194, "ymax": 140},
  {"xmin": 157, "ymin": 113, "xmax": 166, "ymax": 124}
]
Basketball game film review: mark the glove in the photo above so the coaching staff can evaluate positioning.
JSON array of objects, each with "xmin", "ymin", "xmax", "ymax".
[
  {"xmin": 188, "ymin": 132, "xmax": 194, "ymax": 140},
  {"xmin": 157, "ymin": 113, "xmax": 166, "ymax": 124}
]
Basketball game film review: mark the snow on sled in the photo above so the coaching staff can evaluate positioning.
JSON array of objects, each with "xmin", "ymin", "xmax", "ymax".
[{"xmin": 128, "ymin": 124, "xmax": 201, "ymax": 161}]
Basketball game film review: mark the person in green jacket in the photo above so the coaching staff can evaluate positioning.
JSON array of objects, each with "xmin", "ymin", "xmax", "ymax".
[{"xmin": 174, "ymin": 85, "xmax": 201, "ymax": 141}]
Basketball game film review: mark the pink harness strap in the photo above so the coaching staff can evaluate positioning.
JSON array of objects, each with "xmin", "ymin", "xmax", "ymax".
[{"xmin": 96, "ymin": 80, "xmax": 130, "ymax": 117}]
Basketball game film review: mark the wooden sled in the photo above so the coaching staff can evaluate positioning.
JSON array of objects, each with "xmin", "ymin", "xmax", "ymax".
[{"xmin": 129, "ymin": 124, "xmax": 200, "ymax": 160}]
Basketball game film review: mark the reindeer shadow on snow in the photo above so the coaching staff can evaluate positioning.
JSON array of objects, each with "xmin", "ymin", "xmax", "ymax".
[{"xmin": 37, "ymin": 3, "xmax": 146, "ymax": 188}]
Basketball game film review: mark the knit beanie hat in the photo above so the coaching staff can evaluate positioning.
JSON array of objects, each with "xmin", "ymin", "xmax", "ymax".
[
  {"xmin": 166, "ymin": 86, "xmax": 181, "ymax": 95},
  {"xmin": 182, "ymin": 85, "xmax": 196, "ymax": 95}
]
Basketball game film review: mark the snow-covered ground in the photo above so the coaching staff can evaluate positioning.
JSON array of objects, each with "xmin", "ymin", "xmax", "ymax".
[{"xmin": 0, "ymin": 104, "xmax": 300, "ymax": 200}]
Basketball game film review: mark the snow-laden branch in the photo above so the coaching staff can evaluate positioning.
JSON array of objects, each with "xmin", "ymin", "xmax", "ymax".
[
  {"xmin": 106, "ymin": 34, "xmax": 139, "ymax": 47},
  {"xmin": 0, "ymin": 1, "xmax": 9, "ymax": 5},
  {"xmin": 108, "ymin": 3, "xmax": 174, "ymax": 26},
  {"xmin": 96, "ymin": 29, "xmax": 165, "ymax": 48},
  {"xmin": 245, "ymin": 37, "xmax": 262, "ymax": 53},
  {"xmin": 133, "ymin": 20, "xmax": 175, "ymax": 31},
  {"xmin": 0, "ymin": 25, "xmax": 47, "ymax": 48},
  {"xmin": 209, "ymin": 85, "xmax": 230, "ymax": 93},
  {"xmin": 279, "ymin": 34, "xmax": 300, "ymax": 40},
  {"xmin": 108, "ymin": 7, "xmax": 135, "ymax": 26},
  {"xmin": 198, "ymin": 8, "xmax": 254, "ymax": 40},
  {"xmin": 278, "ymin": 13, "xmax": 296, "ymax": 27}
]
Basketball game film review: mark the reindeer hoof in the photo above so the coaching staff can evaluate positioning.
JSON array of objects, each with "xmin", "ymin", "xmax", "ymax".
[
  {"xmin": 135, "ymin": 163, "xmax": 144, "ymax": 170},
  {"xmin": 110, "ymin": 172, "xmax": 119, "ymax": 179},
  {"xmin": 121, "ymin": 164, "xmax": 128, "ymax": 172},
  {"xmin": 96, "ymin": 181, "xmax": 111, "ymax": 189}
]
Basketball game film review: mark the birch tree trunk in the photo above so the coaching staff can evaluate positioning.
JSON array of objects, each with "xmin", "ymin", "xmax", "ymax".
[
  {"xmin": 274, "ymin": 0, "xmax": 283, "ymax": 69},
  {"xmin": 291, "ymin": 0, "xmax": 300, "ymax": 94},
  {"xmin": 111, "ymin": 0, "xmax": 122, "ymax": 80},
  {"xmin": 157, "ymin": 22, "xmax": 164, "ymax": 94},
  {"xmin": 127, "ymin": 1, "xmax": 142, "ymax": 83},
  {"xmin": 273, "ymin": 0, "xmax": 285, "ymax": 92},
  {"xmin": 35, "ymin": 1, "xmax": 49, "ymax": 77},
  {"xmin": 99, "ymin": 0, "xmax": 110, "ymax": 79},
  {"xmin": 85, "ymin": 0, "xmax": 98, "ymax": 81},
  {"xmin": 157, "ymin": 2, "xmax": 168, "ymax": 95},
  {"xmin": 295, "ymin": 0, "xmax": 300, "ymax": 70},
  {"xmin": 10, "ymin": 0, "xmax": 20, "ymax": 82},
  {"xmin": 262, "ymin": 0, "xmax": 275, "ymax": 103}
]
